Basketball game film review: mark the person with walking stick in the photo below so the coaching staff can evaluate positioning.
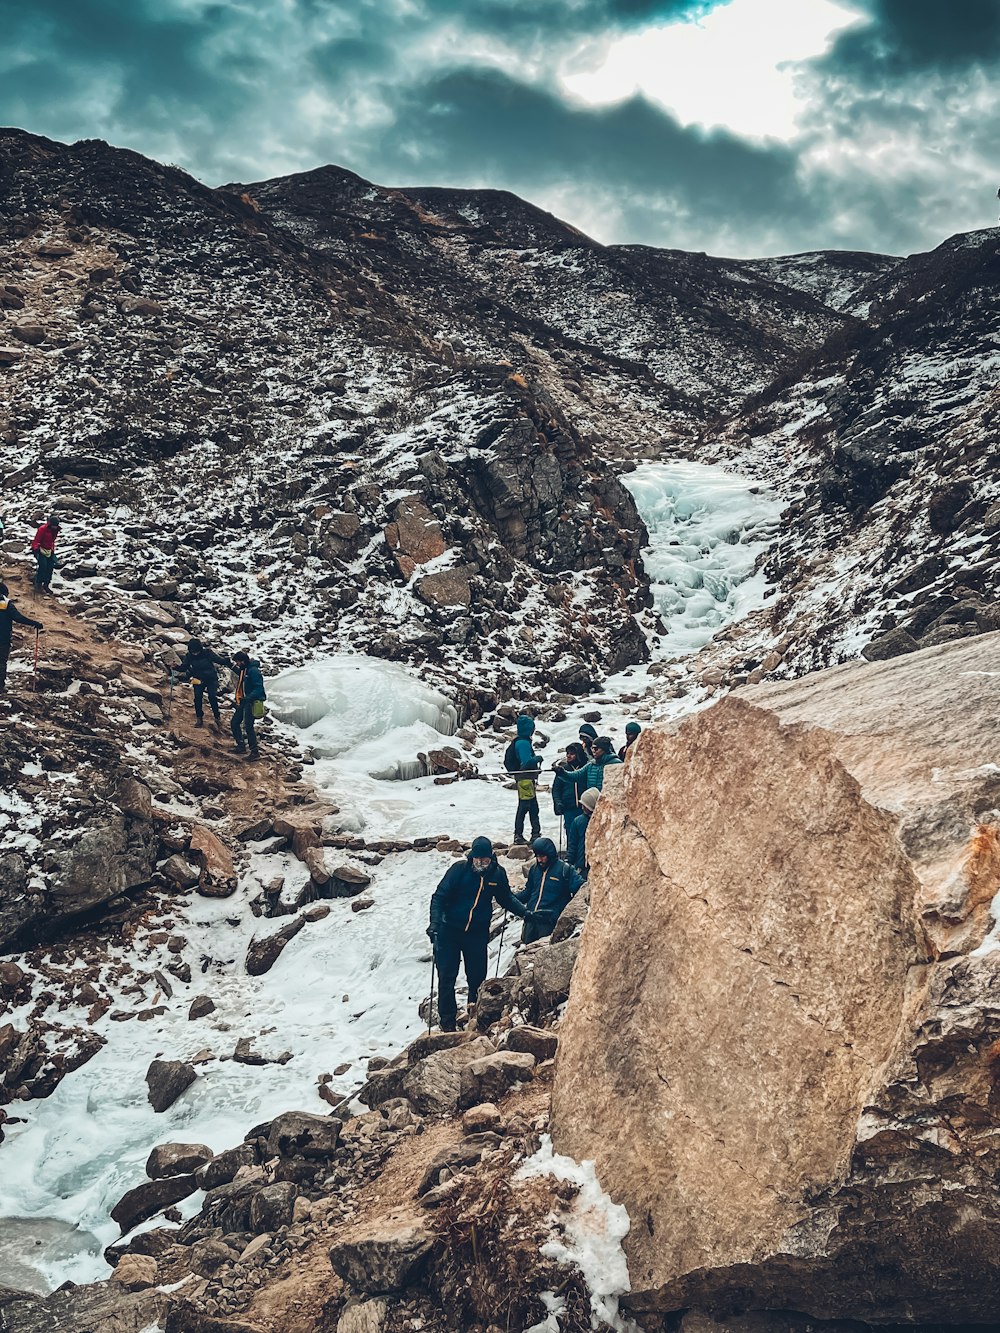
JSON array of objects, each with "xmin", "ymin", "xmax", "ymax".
[
  {"xmin": 426, "ymin": 836, "xmax": 535, "ymax": 1032},
  {"xmin": 0, "ymin": 582, "xmax": 43, "ymax": 694}
]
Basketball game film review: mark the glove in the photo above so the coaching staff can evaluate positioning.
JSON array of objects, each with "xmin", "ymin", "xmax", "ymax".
[{"xmin": 426, "ymin": 926, "xmax": 437, "ymax": 942}]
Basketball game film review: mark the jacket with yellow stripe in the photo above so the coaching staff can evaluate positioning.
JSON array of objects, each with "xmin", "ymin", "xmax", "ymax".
[
  {"xmin": 430, "ymin": 854, "xmax": 527, "ymax": 937},
  {"xmin": 514, "ymin": 838, "xmax": 584, "ymax": 921}
]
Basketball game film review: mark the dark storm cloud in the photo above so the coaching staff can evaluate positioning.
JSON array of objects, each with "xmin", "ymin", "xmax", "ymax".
[
  {"xmin": 0, "ymin": 0, "xmax": 996, "ymax": 257},
  {"xmin": 826, "ymin": 0, "xmax": 1000, "ymax": 76},
  {"xmin": 375, "ymin": 67, "xmax": 812, "ymax": 238}
]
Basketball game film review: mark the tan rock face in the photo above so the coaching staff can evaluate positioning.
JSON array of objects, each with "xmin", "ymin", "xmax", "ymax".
[
  {"xmin": 552, "ymin": 634, "xmax": 1000, "ymax": 1323},
  {"xmin": 383, "ymin": 496, "xmax": 446, "ymax": 579}
]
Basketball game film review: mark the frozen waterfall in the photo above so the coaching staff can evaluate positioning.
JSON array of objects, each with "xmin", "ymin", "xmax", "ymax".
[{"xmin": 622, "ymin": 460, "xmax": 783, "ymax": 658}]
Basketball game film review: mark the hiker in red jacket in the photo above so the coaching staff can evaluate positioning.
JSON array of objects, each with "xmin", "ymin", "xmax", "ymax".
[{"xmin": 30, "ymin": 516, "xmax": 61, "ymax": 592}]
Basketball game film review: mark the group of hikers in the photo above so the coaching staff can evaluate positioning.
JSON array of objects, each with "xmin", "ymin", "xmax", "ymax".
[
  {"xmin": 0, "ymin": 516, "xmax": 268, "ymax": 760},
  {"xmin": 427, "ymin": 713, "xmax": 643, "ymax": 1032}
]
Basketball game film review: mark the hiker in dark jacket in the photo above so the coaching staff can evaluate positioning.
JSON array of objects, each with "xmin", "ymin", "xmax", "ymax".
[
  {"xmin": 552, "ymin": 742, "xmax": 588, "ymax": 849},
  {"xmin": 176, "ymin": 638, "xmax": 231, "ymax": 730},
  {"xmin": 516, "ymin": 837, "xmax": 584, "ymax": 944},
  {"xmin": 560, "ymin": 735, "xmax": 622, "ymax": 792},
  {"xmin": 568, "ymin": 786, "xmax": 599, "ymax": 875},
  {"xmin": 512, "ymin": 713, "xmax": 542, "ymax": 845},
  {"xmin": 30, "ymin": 516, "xmax": 61, "ymax": 592},
  {"xmin": 428, "ymin": 836, "xmax": 532, "ymax": 1031},
  {"xmin": 618, "ymin": 721, "xmax": 642, "ymax": 760},
  {"xmin": 231, "ymin": 650, "xmax": 266, "ymax": 758},
  {"xmin": 0, "ymin": 583, "xmax": 42, "ymax": 692},
  {"xmin": 578, "ymin": 722, "xmax": 598, "ymax": 756}
]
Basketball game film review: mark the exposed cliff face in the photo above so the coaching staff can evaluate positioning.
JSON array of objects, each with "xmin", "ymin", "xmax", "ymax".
[{"xmin": 552, "ymin": 632, "xmax": 1000, "ymax": 1323}]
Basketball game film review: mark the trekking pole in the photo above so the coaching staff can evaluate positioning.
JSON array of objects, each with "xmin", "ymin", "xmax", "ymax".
[
  {"xmin": 427, "ymin": 952, "xmax": 436, "ymax": 1037},
  {"xmin": 494, "ymin": 913, "xmax": 509, "ymax": 977},
  {"xmin": 32, "ymin": 628, "xmax": 39, "ymax": 691}
]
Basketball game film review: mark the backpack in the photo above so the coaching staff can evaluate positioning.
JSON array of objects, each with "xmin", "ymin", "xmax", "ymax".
[{"xmin": 503, "ymin": 739, "xmax": 521, "ymax": 774}]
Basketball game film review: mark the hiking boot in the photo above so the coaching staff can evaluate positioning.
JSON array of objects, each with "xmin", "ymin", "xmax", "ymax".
[
  {"xmin": 247, "ymin": 750, "xmax": 261, "ymax": 761},
  {"xmin": 210, "ymin": 719, "xmax": 221, "ymax": 734},
  {"xmin": 439, "ymin": 1019, "xmax": 457, "ymax": 1033},
  {"xmin": 233, "ymin": 742, "xmax": 246, "ymax": 754},
  {"xmin": 195, "ymin": 718, "xmax": 204, "ymax": 728},
  {"xmin": 512, "ymin": 836, "xmax": 528, "ymax": 846}
]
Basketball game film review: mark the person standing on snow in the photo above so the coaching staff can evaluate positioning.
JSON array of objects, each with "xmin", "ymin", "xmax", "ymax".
[
  {"xmin": 427, "ymin": 836, "xmax": 532, "ymax": 1031},
  {"xmin": 552, "ymin": 741, "xmax": 588, "ymax": 850},
  {"xmin": 511, "ymin": 713, "xmax": 542, "ymax": 845},
  {"xmin": 568, "ymin": 786, "xmax": 599, "ymax": 876},
  {"xmin": 176, "ymin": 637, "xmax": 231, "ymax": 731},
  {"xmin": 231, "ymin": 650, "xmax": 266, "ymax": 758},
  {"xmin": 560, "ymin": 734, "xmax": 622, "ymax": 793},
  {"xmin": 30, "ymin": 516, "xmax": 61, "ymax": 593},
  {"xmin": 516, "ymin": 836, "xmax": 584, "ymax": 944},
  {"xmin": 618, "ymin": 721, "xmax": 642, "ymax": 760},
  {"xmin": 0, "ymin": 582, "xmax": 43, "ymax": 692}
]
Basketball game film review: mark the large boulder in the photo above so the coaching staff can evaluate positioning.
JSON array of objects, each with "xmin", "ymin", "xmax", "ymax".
[
  {"xmin": 145, "ymin": 1058, "xmax": 197, "ymax": 1112},
  {"xmin": 400, "ymin": 1037, "xmax": 496, "ymax": 1115},
  {"xmin": 552, "ymin": 633, "xmax": 1000, "ymax": 1324},
  {"xmin": 111, "ymin": 1173, "xmax": 198, "ymax": 1232},
  {"xmin": 329, "ymin": 1215, "xmax": 435, "ymax": 1294}
]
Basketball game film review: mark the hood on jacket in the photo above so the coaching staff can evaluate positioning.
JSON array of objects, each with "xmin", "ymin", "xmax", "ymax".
[
  {"xmin": 532, "ymin": 837, "xmax": 558, "ymax": 860},
  {"xmin": 516, "ymin": 715, "xmax": 536, "ymax": 739},
  {"xmin": 187, "ymin": 639, "xmax": 204, "ymax": 654},
  {"xmin": 625, "ymin": 721, "xmax": 641, "ymax": 737},
  {"xmin": 578, "ymin": 723, "xmax": 598, "ymax": 741},
  {"xmin": 580, "ymin": 787, "xmax": 600, "ymax": 812},
  {"xmin": 469, "ymin": 836, "xmax": 494, "ymax": 860},
  {"xmin": 235, "ymin": 656, "xmax": 261, "ymax": 668}
]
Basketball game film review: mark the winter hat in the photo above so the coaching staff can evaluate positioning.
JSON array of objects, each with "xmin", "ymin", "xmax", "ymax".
[
  {"xmin": 593, "ymin": 736, "xmax": 614, "ymax": 754},
  {"xmin": 532, "ymin": 837, "xmax": 558, "ymax": 860},
  {"xmin": 188, "ymin": 638, "xmax": 203, "ymax": 653},
  {"xmin": 233, "ymin": 649, "xmax": 250, "ymax": 663},
  {"xmin": 48, "ymin": 515, "xmax": 61, "ymax": 529},
  {"xmin": 625, "ymin": 721, "xmax": 641, "ymax": 736},
  {"xmin": 580, "ymin": 787, "xmax": 600, "ymax": 812},
  {"xmin": 566, "ymin": 742, "xmax": 587, "ymax": 765},
  {"xmin": 578, "ymin": 723, "xmax": 598, "ymax": 741},
  {"xmin": 470, "ymin": 836, "xmax": 493, "ymax": 859}
]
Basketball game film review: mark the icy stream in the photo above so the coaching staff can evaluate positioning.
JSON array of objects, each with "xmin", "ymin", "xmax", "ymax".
[{"xmin": 0, "ymin": 460, "xmax": 779, "ymax": 1293}]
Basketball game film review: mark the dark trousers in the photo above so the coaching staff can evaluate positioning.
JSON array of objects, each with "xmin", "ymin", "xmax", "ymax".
[
  {"xmin": 514, "ymin": 796, "xmax": 540, "ymax": 841},
  {"xmin": 0, "ymin": 642, "xmax": 9, "ymax": 691},
  {"xmin": 521, "ymin": 913, "xmax": 554, "ymax": 946},
  {"xmin": 194, "ymin": 679, "xmax": 221, "ymax": 722},
  {"xmin": 435, "ymin": 929, "xmax": 488, "ymax": 1027},
  {"xmin": 231, "ymin": 699, "xmax": 258, "ymax": 753},
  {"xmin": 33, "ymin": 552, "xmax": 54, "ymax": 590}
]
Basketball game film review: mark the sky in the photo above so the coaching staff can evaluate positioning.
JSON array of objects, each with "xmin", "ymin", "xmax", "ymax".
[{"xmin": 0, "ymin": 0, "xmax": 998, "ymax": 258}]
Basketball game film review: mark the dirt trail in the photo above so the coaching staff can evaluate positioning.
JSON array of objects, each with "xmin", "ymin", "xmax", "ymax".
[{"xmin": 2, "ymin": 561, "xmax": 318, "ymax": 830}]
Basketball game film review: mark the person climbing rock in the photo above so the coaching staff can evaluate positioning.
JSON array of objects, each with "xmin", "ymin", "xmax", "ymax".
[
  {"xmin": 552, "ymin": 741, "xmax": 589, "ymax": 850},
  {"xmin": 30, "ymin": 515, "xmax": 61, "ymax": 593},
  {"xmin": 231, "ymin": 650, "xmax": 266, "ymax": 758},
  {"xmin": 511, "ymin": 713, "xmax": 542, "ymax": 845},
  {"xmin": 618, "ymin": 720, "xmax": 642, "ymax": 760},
  {"xmin": 176, "ymin": 638, "xmax": 231, "ymax": 730},
  {"xmin": 578, "ymin": 722, "xmax": 598, "ymax": 756},
  {"xmin": 560, "ymin": 734, "xmax": 622, "ymax": 792},
  {"xmin": 0, "ymin": 583, "xmax": 43, "ymax": 692},
  {"xmin": 568, "ymin": 786, "xmax": 600, "ymax": 875},
  {"xmin": 428, "ymin": 836, "xmax": 531, "ymax": 1031},
  {"xmin": 516, "ymin": 836, "xmax": 584, "ymax": 944}
]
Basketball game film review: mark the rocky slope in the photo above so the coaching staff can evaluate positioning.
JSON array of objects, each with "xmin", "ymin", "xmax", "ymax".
[{"xmin": 553, "ymin": 631, "xmax": 1000, "ymax": 1324}]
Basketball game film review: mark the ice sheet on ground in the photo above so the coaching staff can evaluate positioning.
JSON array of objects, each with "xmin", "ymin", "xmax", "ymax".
[{"xmin": 623, "ymin": 460, "xmax": 782, "ymax": 658}]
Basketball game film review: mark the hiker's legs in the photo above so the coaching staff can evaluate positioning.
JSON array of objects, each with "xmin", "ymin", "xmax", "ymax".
[
  {"xmin": 193, "ymin": 682, "xmax": 205, "ymax": 721},
  {"xmin": 514, "ymin": 797, "xmax": 529, "ymax": 841},
  {"xmin": 462, "ymin": 933, "xmax": 489, "ymax": 1011},
  {"xmin": 521, "ymin": 916, "xmax": 547, "ymax": 946},
  {"xmin": 562, "ymin": 811, "xmax": 575, "ymax": 849},
  {"xmin": 526, "ymin": 796, "xmax": 541, "ymax": 840},
  {"xmin": 0, "ymin": 643, "xmax": 9, "ymax": 692},
  {"xmin": 435, "ymin": 933, "xmax": 461, "ymax": 1029},
  {"xmin": 206, "ymin": 679, "xmax": 221, "ymax": 723},
  {"xmin": 38, "ymin": 553, "xmax": 54, "ymax": 590},
  {"xmin": 32, "ymin": 553, "xmax": 44, "ymax": 589},
  {"xmin": 245, "ymin": 705, "xmax": 259, "ymax": 755},
  {"xmin": 231, "ymin": 700, "xmax": 247, "ymax": 749}
]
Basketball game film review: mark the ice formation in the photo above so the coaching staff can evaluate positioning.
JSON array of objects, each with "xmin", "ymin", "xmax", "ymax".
[{"xmin": 622, "ymin": 460, "xmax": 783, "ymax": 658}]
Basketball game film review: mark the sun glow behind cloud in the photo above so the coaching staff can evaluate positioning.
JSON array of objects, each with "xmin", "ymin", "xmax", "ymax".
[{"xmin": 558, "ymin": 0, "xmax": 867, "ymax": 140}]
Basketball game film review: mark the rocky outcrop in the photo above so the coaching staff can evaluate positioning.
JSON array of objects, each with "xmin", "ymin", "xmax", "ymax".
[{"xmin": 552, "ymin": 632, "xmax": 1000, "ymax": 1323}]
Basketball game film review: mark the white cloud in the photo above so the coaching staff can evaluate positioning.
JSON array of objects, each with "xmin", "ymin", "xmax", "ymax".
[{"xmin": 557, "ymin": 0, "xmax": 867, "ymax": 141}]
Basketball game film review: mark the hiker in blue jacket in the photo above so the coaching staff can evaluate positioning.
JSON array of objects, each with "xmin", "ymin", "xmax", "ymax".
[
  {"xmin": 231, "ymin": 650, "xmax": 266, "ymax": 759},
  {"xmin": 552, "ymin": 741, "xmax": 588, "ymax": 849},
  {"xmin": 567, "ymin": 786, "xmax": 599, "ymax": 875},
  {"xmin": 428, "ymin": 836, "xmax": 533, "ymax": 1031},
  {"xmin": 512, "ymin": 713, "xmax": 542, "ymax": 845},
  {"xmin": 516, "ymin": 837, "xmax": 584, "ymax": 944},
  {"xmin": 618, "ymin": 720, "xmax": 641, "ymax": 760},
  {"xmin": 560, "ymin": 735, "xmax": 622, "ymax": 792}
]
